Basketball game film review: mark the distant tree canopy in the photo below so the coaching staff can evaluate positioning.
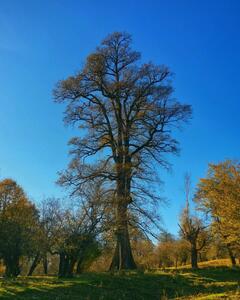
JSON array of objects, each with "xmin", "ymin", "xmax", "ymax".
[
  {"xmin": 0, "ymin": 167, "xmax": 237, "ymax": 277},
  {"xmin": 159, "ymin": 231, "xmax": 175, "ymax": 243},
  {"xmin": 195, "ymin": 160, "xmax": 240, "ymax": 264},
  {"xmin": 156, "ymin": 234, "xmax": 189, "ymax": 268},
  {"xmin": 54, "ymin": 31, "xmax": 192, "ymax": 270}
]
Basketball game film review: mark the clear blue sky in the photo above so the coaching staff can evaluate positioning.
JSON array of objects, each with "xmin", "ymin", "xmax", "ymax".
[{"xmin": 0, "ymin": 0, "xmax": 240, "ymax": 235}]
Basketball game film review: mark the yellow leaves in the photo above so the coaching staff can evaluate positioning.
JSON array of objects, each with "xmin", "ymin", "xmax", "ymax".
[
  {"xmin": 196, "ymin": 160, "xmax": 240, "ymax": 246},
  {"xmin": 86, "ymin": 53, "xmax": 105, "ymax": 75},
  {"xmin": 99, "ymin": 135, "xmax": 110, "ymax": 145},
  {"xmin": 0, "ymin": 178, "xmax": 38, "ymax": 228},
  {"xmin": 136, "ymin": 110, "xmax": 145, "ymax": 118}
]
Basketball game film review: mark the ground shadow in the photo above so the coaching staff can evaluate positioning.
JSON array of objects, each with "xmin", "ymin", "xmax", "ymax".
[{"xmin": 0, "ymin": 267, "xmax": 239, "ymax": 299}]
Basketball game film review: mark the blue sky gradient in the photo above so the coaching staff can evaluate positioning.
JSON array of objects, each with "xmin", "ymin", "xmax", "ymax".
[{"xmin": 0, "ymin": 0, "xmax": 240, "ymax": 234}]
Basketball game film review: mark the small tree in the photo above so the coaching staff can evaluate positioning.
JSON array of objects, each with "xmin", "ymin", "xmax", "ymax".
[
  {"xmin": 178, "ymin": 174, "xmax": 208, "ymax": 269},
  {"xmin": 0, "ymin": 179, "xmax": 39, "ymax": 277},
  {"xmin": 175, "ymin": 239, "xmax": 189, "ymax": 266},
  {"xmin": 179, "ymin": 210, "xmax": 208, "ymax": 269},
  {"xmin": 57, "ymin": 210, "xmax": 102, "ymax": 278},
  {"xmin": 156, "ymin": 232, "xmax": 189, "ymax": 268},
  {"xmin": 40, "ymin": 181, "xmax": 109, "ymax": 278}
]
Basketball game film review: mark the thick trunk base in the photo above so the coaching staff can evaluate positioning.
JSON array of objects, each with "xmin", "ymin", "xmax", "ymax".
[
  {"xmin": 58, "ymin": 253, "xmax": 76, "ymax": 278},
  {"xmin": 4, "ymin": 258, "xmax": 21, "ymax": 278},
  {"xmin": 191, "ymin": 248, "xmax": 198, "ymax": 269},
  {"xmin": 110, "ymin": 225, "xmax": 136, "ymax": 271},
  {"xmin": 42, "ymin": 255, "xmax": 48, "ymax": 275}
]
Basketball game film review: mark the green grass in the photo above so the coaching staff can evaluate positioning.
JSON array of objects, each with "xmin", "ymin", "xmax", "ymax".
[
  {"xmin": 0, "ymin": 266, "xmax": 239, "ymax": 299},
  {"xmin": 168, "ymin": 258, "xmax": 237, "ymax": 270}
]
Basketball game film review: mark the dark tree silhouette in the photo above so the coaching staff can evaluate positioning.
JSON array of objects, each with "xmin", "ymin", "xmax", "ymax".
[{"xmin": 0, "ymin": 179, "xmax": 39, "ymax": 277}]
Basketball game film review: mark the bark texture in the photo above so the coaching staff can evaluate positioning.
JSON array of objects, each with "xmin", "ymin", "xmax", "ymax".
[{"xmin": 28, "ymin": 253, "xmax": 41, "ymax": 276}]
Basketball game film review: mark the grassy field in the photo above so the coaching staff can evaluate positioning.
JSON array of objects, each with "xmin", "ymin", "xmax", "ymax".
[{"xmin": 0, "ymin": 265, "xmax": 239, "ymax": 299}]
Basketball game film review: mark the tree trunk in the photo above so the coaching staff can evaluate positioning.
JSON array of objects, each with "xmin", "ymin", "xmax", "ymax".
[
  {"xmin": 67, "ymin": 258, "xmax": 76, "ymax": 277},
  {"xmin": 4, "ymin": 256, "xmax": 21, "ymax": 277},
  {"xmin": 58, "ymin": 253, "xmax": 67, "ymax": 277},
  {"xmin": 110, "ymin": 158, "xmax": 137, "ymax": 271},
  {"xmin": 110, "ymin": 226, "xmax": 136, "ymax": 270},
  {"xmin": 191, "ymin": 245, "xmax": 198, "ymax": 269},
  {"xmin": 175, "ymin": 257, "xmax": 178, "ymax": 269},
  {"xmin": 42, "ymin": 254, "xmax": 48, "ymax": 275},
  {"xmin": 76, "ymin": 257, "xmax": 84, "ymax": 274},
  {"xmin": 110, "ymin": 201, "xmax": 136, "ymax": 270},
  {"xmin": 28, "ymin": 253, "xmax": 41, "ymax": 276},
  {"xmin": 58, "ymin": 253, "xmax": 76, "ymax": 277},
  {"xmin": 227, "ymin": 245, "xmax": 236, "ymax": 266},
  {"xmin": 181, "ymin": 256, "xmax": 187, "ymax": 266}
]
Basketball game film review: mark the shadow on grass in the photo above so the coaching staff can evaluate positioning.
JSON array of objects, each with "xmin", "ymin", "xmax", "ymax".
[{"xmin": 0, "ymin": 267, "xmax": 239, "ymax": 299}]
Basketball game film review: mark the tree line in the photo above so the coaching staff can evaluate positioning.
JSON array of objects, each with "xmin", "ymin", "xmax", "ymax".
[
  {"xmin": 0, "ymin": 160, "xmax": 239, "ymax": 277},
  {"xmin": 0, "ymin": 178, "xmax": 110, "ymax": 277}
]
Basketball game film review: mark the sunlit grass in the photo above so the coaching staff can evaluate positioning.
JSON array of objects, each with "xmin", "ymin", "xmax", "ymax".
[
  {"xmin": 0, "ymin": 265, "xmax": 239, "ymax": 299},
  {"xmin": 166, "ymin": 258, "xmax": 238, "ymax": 270}
]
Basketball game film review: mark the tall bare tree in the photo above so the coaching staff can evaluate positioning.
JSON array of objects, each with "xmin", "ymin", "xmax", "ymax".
[
  {"xmin": 179, "ymin": 174, "xmax": 208, "ymax": 269},
  {"xmin": 54, "ymin": 32, "xmax": 192, "ymax": 270}
]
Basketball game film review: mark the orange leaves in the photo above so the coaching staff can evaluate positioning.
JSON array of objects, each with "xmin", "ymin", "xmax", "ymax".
[{"xmin": 195, "ymin": 160, "xmax": 240, "ymax": 247}]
